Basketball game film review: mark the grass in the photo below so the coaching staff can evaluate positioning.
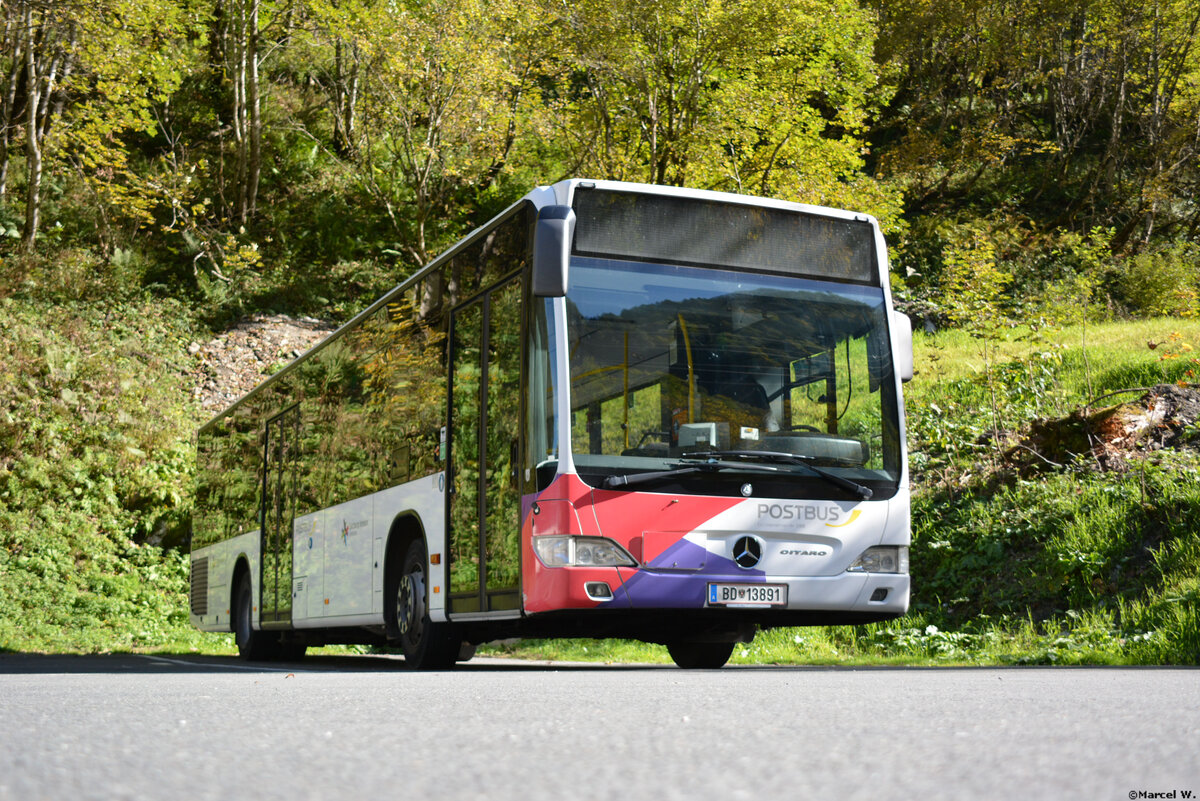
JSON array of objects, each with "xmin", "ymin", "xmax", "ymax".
[
  {"xmin": 3, "ymin": 302, "xmax": 1197, "ymax": 665},
  {"xmin": 480, "ymin": 610, "xmax": 1187, "ymax": 667},
  {"xmin": 0, "ymin": 297, "xmax": 209, "ymax": 654},
  {"xmin": 912, "ymin": 318, "xmax": 1200, "ymax": 386},
  {"xmin": 481, "ymin": 318, "xmax": 1200, "ymax": 666}
]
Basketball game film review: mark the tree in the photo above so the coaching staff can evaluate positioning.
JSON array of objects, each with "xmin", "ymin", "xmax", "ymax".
[
  {"xmin": 8, "ymin": 0, "xmax": 77, "ymax": 250},
  {"xmin": 346, "ymin": 0, "xmax": 551, "ymax": 265},
  {"xmin": 869, "ymin": 0, "xmax": 1200, "ymax": 256},
  {"xmin": 211, "ymin": 0, "xmax": 272, "ymax": 225},
  {"xmin": 545, "ymin": 0, "xmax": 899, "ymax": 223},
  {"xmin": 299, "ymin": 0, "xmax": 368, "ymax": 158},
  {"xmin": 0, "ymin": 4, "xmax": 26, "ymax": 199},
  {"xmin": 0, "ymin": 0, "xmax": 194, "ymax": 252}
]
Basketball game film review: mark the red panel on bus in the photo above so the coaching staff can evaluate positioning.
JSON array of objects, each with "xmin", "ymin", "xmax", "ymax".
[
  {"xmin": 522, "ymin": 474, "xmax": 632, "ymax": 613},
  {"xmin": 521, "ymin": 474, "xmax": 744, "ymax": 613},
  {"xmin": 588, "ymin": 489, "xmax": 742, "ymax": 559}
]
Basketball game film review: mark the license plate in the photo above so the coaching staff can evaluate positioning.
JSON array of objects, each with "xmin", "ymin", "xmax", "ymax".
[{"xmin": 707, "ymin": 583, "xmax": 787, "ymax": 606}]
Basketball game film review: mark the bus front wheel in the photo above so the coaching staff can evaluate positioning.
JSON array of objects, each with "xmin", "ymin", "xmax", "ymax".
[
  {"xmin": 667, "ymin": 641, "xmax": 735, "ymax": 669},
  {"xmin": 388, "ymin": 540, "xmax": 459, "ymax": 670}
]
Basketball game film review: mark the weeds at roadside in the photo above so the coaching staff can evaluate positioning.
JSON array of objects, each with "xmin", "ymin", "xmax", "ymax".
[{"xmin": 3, "ymin": 303, "xmax": 1198, "ymax": 666}]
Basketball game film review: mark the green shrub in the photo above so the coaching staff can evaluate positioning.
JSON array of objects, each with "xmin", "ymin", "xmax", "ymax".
[
  {"xmin": 0, "ymin": 297, "xmax": 207, "ymax": 652},
  {"xmin": 1116, "ymin": 242, "xmax": 1200, "ymax": 317}
]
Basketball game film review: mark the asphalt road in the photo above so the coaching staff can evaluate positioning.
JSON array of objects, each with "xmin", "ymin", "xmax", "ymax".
[{"xmin": 1, "ymin": 653, "xmax": 1197, "ymax": 801}]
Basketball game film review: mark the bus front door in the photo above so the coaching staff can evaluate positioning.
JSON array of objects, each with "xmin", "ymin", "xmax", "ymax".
[{"xmin": 448, "ymin": 278, "xmax": 522, "ymax": 615}]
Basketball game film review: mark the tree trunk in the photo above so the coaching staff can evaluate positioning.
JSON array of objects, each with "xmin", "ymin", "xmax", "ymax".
[
  {"xmin": 229, "ymin": 0, "xmax": 261, "ymax": 225},
  {"xmin": 244, "ymin": 0, "xmax": 260, "ymax": 222},
  {"xmin": 0, "ymin": 7, "xmax": 23, "ymax": 198},
  {"xmin": 13, "ymin": 2, "xmax": 76, "ymax": 248},
  {"xmin": 21, "ymin": 4, "xmax": 42, "ymax": 250},
  {"xmin": 231, "ymin": 0, "xmax": 247, "ymax": 222},
  {"xmin": 332, "ymin": 40, "xmax": 360, "ymax": 158}
]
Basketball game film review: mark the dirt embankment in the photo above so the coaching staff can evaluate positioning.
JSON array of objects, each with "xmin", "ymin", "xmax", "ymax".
[{"xmin": 188, "ymin": 314, "xmax": 336, "ymax": 414}]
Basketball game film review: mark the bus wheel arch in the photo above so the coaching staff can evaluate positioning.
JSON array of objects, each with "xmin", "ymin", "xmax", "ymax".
[
  {"xmin": 231, "ymin": 557, "xmax": 272, "ymax": 660},
  {"xmin": 383, "ymin": 513, "xmax": 423, "ymax": 615},
  {"xmin": 384, "ymin": 515, "xmax": 459, "ymax": 669}
]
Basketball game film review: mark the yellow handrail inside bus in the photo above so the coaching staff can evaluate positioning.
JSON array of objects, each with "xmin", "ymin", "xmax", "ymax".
[
  {"xmin": 623, "ymin": 331, "xmax": 630, "ymax": 449},
  {"xmin": 677, "ymin": 313, "xmax": 694, "ymax": 423}
]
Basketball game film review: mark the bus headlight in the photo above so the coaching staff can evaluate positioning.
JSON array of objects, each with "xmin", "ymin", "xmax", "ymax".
[
  {"xmin": 846, "ymin": 546, "xmax": 909, "ymax": 574},
  {"xmin": 533, "ymin": 536, "xmax": 637, "ymax": 568}
]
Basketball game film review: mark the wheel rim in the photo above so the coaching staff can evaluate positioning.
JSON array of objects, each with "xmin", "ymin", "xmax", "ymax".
[{"xmin": 396, "ymin": 569, "xmax": 425, "ymax": 641}]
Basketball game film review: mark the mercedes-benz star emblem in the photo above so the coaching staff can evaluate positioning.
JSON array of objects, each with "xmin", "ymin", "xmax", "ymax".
[{"xmin": 732, "ymin": 535, "xmax": 762, "ymax": 569}]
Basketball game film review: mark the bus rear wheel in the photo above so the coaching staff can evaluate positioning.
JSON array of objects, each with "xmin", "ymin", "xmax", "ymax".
[
  {"xmin": 234, "ymin": 574, "xmax": 280, "ymax": 661},
  {"xmin": 388, "ymin": 540, "xmax": 459, "ymax": 670},
  {"xmin": 667, "ymin": 641, "xmax": 735, "ymax": 669}
]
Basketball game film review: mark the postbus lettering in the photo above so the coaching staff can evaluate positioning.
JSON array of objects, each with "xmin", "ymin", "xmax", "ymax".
[{"xmin": 756, "ymin": 503, "xmax": 841, "ymax": 522}]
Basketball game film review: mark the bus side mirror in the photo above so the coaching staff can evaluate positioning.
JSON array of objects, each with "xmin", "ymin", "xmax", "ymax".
[
  {"xmin": 533, "ymin": 205, "xmax": 575, "ymax": 297},
  {"xmin": 893, "ymin": 311, "xmax": 913, "ymax": 382}
]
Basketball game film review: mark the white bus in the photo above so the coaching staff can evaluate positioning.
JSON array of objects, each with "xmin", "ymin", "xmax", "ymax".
[{"xmin": 189, "ymin": 179, "xmax": 913, "ymax": 669}]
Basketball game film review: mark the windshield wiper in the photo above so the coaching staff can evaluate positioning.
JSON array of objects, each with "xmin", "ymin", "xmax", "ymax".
[
  {"xmin": 677, "ymin": 450, "xmax": 874, "ymax": 500},
  {"xmin": 602, "ymin": 457, "xmax": 777, "ymax": 490}
]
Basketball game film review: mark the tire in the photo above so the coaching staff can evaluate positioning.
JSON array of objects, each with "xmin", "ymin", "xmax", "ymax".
[
  {"xmin": 667, "ymin": 641, "xmax": 735, "ymax": 669},
  {"xmin": 387, "ymin": 540, "xmax": 460, "ymax": 670},
  {"xmin": 233, "ymin": 574, "xmax": 280, "ymax": 661}
]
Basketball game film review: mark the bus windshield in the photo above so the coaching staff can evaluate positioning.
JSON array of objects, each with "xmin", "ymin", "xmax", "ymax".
[{"xmin": 565, "ymin": 256, "xmax": 902, "ymax": 499}]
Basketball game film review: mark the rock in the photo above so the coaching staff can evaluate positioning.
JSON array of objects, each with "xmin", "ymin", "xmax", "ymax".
[{"xmin": 189, "ymin": 313, "xmax": 336, "ymax": 413}]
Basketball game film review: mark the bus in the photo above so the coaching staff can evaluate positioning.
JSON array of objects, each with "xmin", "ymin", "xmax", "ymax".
[{"xmin": 189, "ymin": 179, "xmax": 914, "ymax": 669}]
